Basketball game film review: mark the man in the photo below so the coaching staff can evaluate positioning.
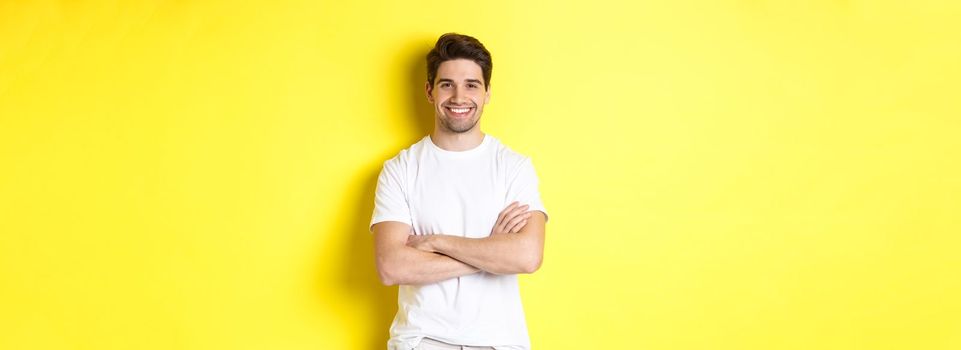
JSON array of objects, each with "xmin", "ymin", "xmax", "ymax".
[{"xmin": 369, "ymin": 33, "xmax": 549, "ymax": 350}]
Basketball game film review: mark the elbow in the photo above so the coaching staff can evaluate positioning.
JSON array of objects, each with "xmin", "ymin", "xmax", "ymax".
[
  {"xmin": 520, "ymin": 254, "xmax": 543, "ymax": 274},
  {"xmin": 376, "ymin": 259, "xmax": 400, "ymax": 286},
  {"xmin": 378, "ymin": 270, "xmax": 397, "ymax": 286},
  {"xmin": 519, "ymin": 238, "xmax": 544, "ymax": 273}
]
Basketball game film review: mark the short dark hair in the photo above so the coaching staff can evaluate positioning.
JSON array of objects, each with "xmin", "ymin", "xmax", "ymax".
[{"xmin": 426, "ymin": 33, "xmax": 493, "ymax": 90}]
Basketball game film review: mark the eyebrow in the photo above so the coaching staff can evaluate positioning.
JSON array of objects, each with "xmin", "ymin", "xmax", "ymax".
[{"xmin": 437, "ymin": 78, "xmax": 485, "ymax": 86}]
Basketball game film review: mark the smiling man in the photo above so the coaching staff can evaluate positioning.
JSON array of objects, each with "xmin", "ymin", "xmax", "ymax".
[{"xmin": 369, "ymin": 33, "xmax": 549, "ymax": 350}]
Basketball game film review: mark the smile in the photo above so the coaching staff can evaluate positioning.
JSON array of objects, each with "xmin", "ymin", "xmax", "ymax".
[{"xmin": 445, "ymin": 106, "xmax": 474, "ymax": 116}]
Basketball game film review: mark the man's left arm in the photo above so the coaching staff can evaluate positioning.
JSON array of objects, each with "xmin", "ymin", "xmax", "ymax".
[{"xmin": 409, "ymin": 210, "xmax": 546, "ymax": 275}]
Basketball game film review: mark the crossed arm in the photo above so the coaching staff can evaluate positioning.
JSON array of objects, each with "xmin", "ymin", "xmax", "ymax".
[{"xmin": 372, "ymin": 202, "xmax": 546, "ymax": 286}]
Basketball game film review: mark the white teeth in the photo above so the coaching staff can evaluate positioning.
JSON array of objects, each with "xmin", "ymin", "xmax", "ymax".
[{"xmin": 448, "ymin": 107, "xmax": 471, "ymax": 113}]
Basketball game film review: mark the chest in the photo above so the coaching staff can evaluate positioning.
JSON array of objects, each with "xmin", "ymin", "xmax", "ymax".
[{"xmin": 407, "ymin": 156, "xmax": 509, "ymax": 237}]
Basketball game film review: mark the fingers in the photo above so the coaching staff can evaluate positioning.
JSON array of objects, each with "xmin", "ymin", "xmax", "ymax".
[
  {"xmin": 508, "ymin": 218, "xmax": 529, "ymax": 233},
  {"xmin": 494, "ymin": 201, "xmax": 519, "ymax": 228},
  {"xmin": 499, "ymin": 201, "xmax": 519, "ymax": 219},
  {"xmin": 505, "ymin": 204, "xmax": 529, "ymax": 224},
  {"xmin": 505, "ymin": 211, "xmax": 531, "ymax": 233},
  {"xmin": 492, "ymin": 202, "xmax": 532, "ymax": 235}
]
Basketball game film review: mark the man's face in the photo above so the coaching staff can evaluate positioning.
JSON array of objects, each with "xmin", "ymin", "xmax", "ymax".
[{"xmin": 426, "ymin": 58, "xmax": 491, "ymax": 134}]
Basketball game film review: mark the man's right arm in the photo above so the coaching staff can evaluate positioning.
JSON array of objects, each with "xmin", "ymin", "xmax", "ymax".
[{"xmin": 373, "ymin": 221, "xmax": 480, "ymax": 286}]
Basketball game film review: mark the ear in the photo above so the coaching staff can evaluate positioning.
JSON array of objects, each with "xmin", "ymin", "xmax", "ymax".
[
  {"xmin": 484, "ymin": 87, "xmax": 491, "ymax": 105},
  {"xmin": 425, "ymin": 81, "xmax": 434, "ymax": 104}
]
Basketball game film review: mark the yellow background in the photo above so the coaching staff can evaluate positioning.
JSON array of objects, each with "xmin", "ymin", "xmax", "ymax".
[{"xmin": 2, "ymin": 1, "xmax": 959, "ymax": 349}]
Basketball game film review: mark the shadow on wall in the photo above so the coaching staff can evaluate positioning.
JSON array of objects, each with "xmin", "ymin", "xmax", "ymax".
[
  {"xmin": 339, "ymin": 169, "xmax": 396, "ymax": 350},
  {"xmin": 407, "ymin": 38, "xmax": 436, "ymax": 138},
  {"xmin": 333, "ymin": 38, "xmax": 436, "ymax": 350}
]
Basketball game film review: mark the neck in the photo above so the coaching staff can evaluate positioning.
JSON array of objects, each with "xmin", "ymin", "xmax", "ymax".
[{"xmin": 430, "ymin": 128, "xmax": 485, "ymax": 152}]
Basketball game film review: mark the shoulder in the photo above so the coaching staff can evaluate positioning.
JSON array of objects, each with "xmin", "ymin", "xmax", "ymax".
[
  {"xmin": 382, "ymin": 136, "xmax": 430, "ymax": 171},
  {"xmin": 489, "ymin": 135, "xmax": 535, "ymax": 173},
  {"xmin": 489, "ymin": 136, "xmax": 531, "ymax": 165}
]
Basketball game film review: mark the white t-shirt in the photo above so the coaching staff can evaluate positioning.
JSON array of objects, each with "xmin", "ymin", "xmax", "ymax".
[{"xmin": 370, "ymin": 134, "xmax": 548, "ymax": 350}]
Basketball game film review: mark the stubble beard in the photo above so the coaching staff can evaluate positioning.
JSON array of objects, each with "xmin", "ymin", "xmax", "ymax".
[
  {"xmin": 440, "ymin": 115, "xmax": 480, "ymax": 134},
  {"xmin": 437, "ymin": 104, "xmax": 480, "ymax": 133}
]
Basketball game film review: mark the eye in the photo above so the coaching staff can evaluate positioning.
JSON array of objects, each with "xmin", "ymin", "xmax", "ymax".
[
  {"xmin": 467, "ymin": 83, "xmax": 478, "ymax": 89},
  {"xmin": 440, "ymin": 82, "xmax": 451, "ymax": 88}
]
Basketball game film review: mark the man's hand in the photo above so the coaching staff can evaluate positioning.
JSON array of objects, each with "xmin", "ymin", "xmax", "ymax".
[
  {"xmin": 402, "ymin": 202, "xmax": 545, "ymax": 275},
  {"xmin": 406, "ymin": 202, "xmax": 532, "ymax": 253},
  {"xmin": 491, "ymin": 201, "xmax": 532, "ymax": 236},
  {"xmin": 406, "ymin": 234, "xmax": 437, "ymax": 252},
  {"xmin": 374, "ymin": 221, "xmax": 480, "ymax": 286}
]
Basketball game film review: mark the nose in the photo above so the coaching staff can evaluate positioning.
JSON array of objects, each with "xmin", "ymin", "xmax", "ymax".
[{"xmin": 450, "ymin": 86, "xmax": 467, "ymax": 104}]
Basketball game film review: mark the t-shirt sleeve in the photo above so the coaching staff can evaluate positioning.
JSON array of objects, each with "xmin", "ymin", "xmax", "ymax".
[
  {"xmin": 369, "ymin": 159, "xmax": 412, "ymax": 232},
  {"xmin": 506, "ymin": 157, "xmax": 549, "ymax": 222}
]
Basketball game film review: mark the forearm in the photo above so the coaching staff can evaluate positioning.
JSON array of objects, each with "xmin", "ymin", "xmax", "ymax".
[
  {"xmin": 432, "ymin": 233, "xmax": 541, "ymax": 275},
  {"xmin": 379, "ymin": 246, "xmax": 480, "ymax": 286}
]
